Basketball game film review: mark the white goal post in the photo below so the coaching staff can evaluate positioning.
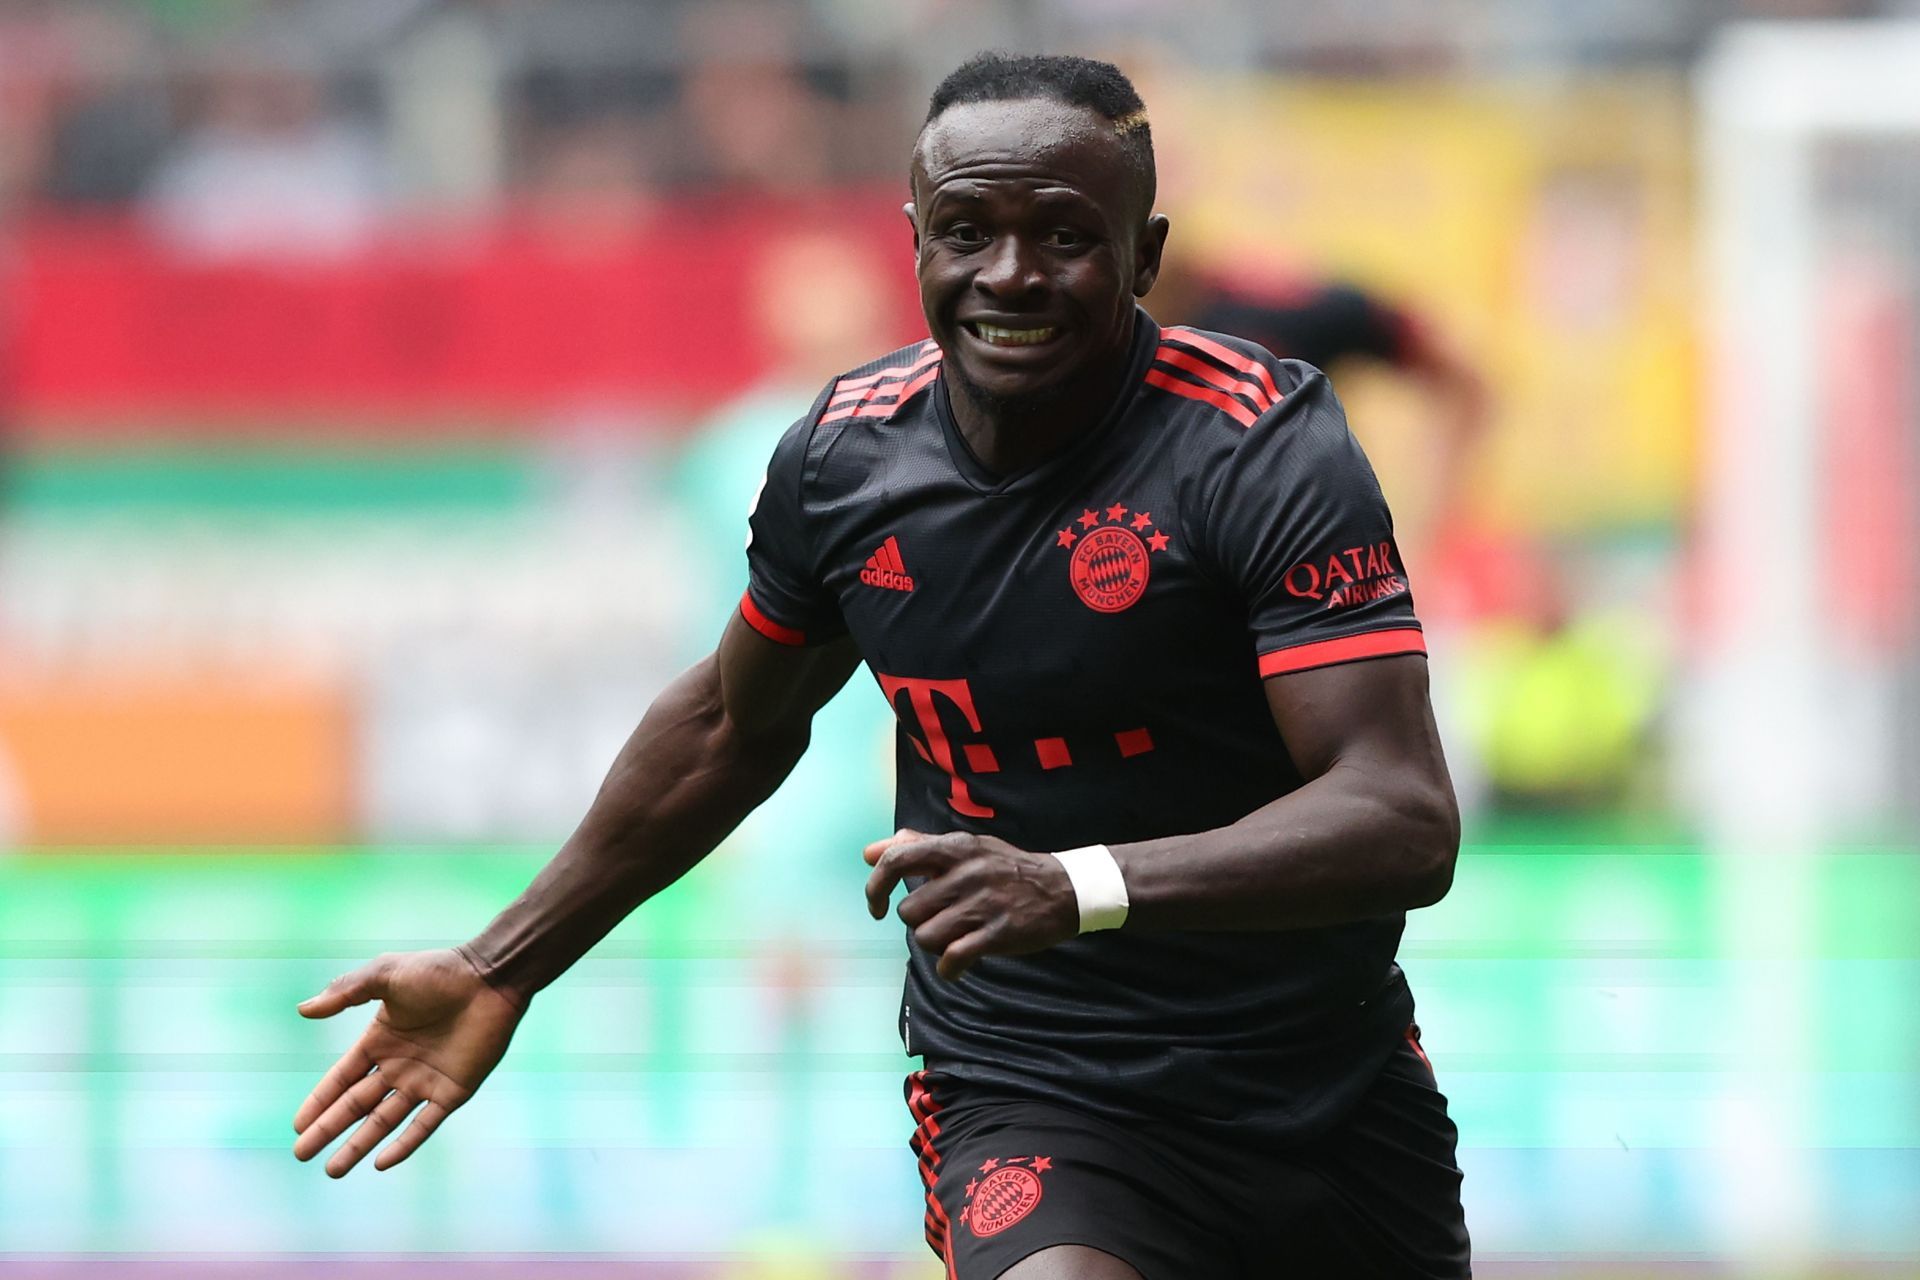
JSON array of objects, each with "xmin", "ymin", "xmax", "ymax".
[
  {"xmin": 1698, "ymin": 21, "xmax": 1920, "ymax": 846},
  {"xmin": 1695, "ymin": 21, "xmax": 1920, "ymax": 1266}
]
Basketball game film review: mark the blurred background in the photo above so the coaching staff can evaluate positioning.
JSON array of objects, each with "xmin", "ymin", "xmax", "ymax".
[{"xmin": 0, "ymin": 0, "xmax": 1915, "ymax": 1276}]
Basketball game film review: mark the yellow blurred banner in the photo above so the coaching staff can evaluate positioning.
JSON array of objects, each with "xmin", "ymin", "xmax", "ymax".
[{"xmin": 1151, "ymin": 74, "xmax": 1696, "ymax": 534}]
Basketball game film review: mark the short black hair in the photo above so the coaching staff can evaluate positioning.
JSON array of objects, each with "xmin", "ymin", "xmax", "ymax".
[{"xmin": 919, "ymin": 52, "xmax": 1155, "ymax": 212}]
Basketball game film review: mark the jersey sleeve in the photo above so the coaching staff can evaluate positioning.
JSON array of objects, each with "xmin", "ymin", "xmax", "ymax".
[
  {"xmin": 1197, "ymin": 367, "xmax": 1424, "ymax": 677},
  {"xmin": 740, "ymin": 412, "xmax": 847, "ymax": 646},
  {"xmin": 1196, "ymin": 283, "xmax": 1413, "ymax": 370},
  {"xmin": 1296, "ymin": 282, "xmax": 1415, "ymax": 364}
]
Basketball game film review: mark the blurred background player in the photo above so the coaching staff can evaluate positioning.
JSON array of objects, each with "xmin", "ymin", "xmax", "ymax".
[
  {"xmin": 1149, "ymin": 261, "xmax": 1489, "ymax": 542},
  {"xmin": 671, "ymin": 231, "xmax": 904, "ymax": 927},
  {"xmin": 667, "ymin": 233, "xmax": 906, "ymax": 1236}
]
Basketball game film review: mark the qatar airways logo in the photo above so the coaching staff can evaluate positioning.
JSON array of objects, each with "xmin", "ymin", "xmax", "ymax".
[{"xmin": 1285, "ymin": 542, "xmax": 1408, "ymax": 610}]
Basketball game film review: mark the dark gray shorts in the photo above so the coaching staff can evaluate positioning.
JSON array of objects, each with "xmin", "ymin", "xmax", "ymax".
[{"xmin": 906, "ymin": 1029, "xmax": 1470, "ymax": 1280}]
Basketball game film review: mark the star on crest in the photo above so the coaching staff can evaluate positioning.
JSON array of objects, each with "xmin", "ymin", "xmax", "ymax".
[{"xmin": 1055, "ymin": 497, "xmax": 1173, "ymax": 573}]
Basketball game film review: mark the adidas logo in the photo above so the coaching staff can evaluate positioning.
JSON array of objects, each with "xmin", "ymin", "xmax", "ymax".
[{"xmin": 860, "ymin": 535, "xmax": 916, "ymax": 592}]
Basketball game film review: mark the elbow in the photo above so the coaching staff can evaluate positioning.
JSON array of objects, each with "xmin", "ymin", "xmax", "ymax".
[{"xmin": 1401, "ymin": 783, "xmax": 1460, "ymax": 909}]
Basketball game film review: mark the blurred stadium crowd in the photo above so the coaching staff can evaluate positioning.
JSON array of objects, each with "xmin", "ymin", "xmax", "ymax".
[{"xmin": 4, "ymin": 0, "xmax": 1920, "ymax": 222}]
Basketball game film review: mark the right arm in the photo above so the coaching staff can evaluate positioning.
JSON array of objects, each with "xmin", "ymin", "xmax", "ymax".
[
  {"xmin": 291, "ymin": 612, "xmax": 860, "ymax": 1176},
  {"xmin": 458, "ymin": 614, "xmax": 862, "ymax": 1007}
]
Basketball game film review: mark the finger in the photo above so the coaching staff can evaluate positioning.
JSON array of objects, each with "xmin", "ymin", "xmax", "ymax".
[
  {"xmin": 865, "ymin": 837, "xmax": 943, "ymax": 919},
  {"xmin": 862, "ymin": 828, "xmax": 926, "ymax": 867},
  {"xmin": 326, "ymin": 1088, "xmax": 422, "ymax": 1179},
  {"xmin": 292, "ymin": 1043, "xmax": 374, "ymax": 1134},
  {"xmin": 297, "ymin": 959, "xmax": 389, "ymax": 1019},
  {"xmin": 912, "ymin": 895, "xmax": 992, "ymax": 958},
  {"xmin": 372, "ymin": 1100, "xmax": 451, "ymax": 1172},
  {"xmin": 936, "ymin": 924, "xmax": 1000, "ymax": 981},
  {"xmin": 294, "ymin": 1065, "xmax": 388, "ymax": 1162},
  {"xmin": 896, "ymin": 871, "xmax": 967, "ymax": 930}
]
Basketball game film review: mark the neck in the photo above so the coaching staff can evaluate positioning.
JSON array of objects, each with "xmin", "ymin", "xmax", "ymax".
[{"xmin": 946, "ymin": 320, "xmax": 1140, "ymax": 477}]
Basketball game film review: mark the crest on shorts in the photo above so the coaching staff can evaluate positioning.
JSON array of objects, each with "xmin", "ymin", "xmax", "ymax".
[
  {"xmin": 1054, "ymin": 502, "xmax": 1170, "ymax": 614},
  {"xmin": 963, "ymin": 1155, "xmax": 1052, "ymax": 1237}
]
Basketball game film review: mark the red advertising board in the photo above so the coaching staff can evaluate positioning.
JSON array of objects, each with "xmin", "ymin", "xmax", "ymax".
[{"xmin": 9, "ymin": 195, "xmax": 925, "ymax": 432}]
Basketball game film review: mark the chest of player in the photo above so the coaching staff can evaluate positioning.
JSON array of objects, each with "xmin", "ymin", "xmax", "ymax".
[{"xmin": 813, "ymin": 458, "xmax": 1252, "ymax": 747}]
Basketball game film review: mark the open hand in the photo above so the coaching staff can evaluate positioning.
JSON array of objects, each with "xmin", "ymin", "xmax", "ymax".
[
  {"xmin": 292, "ymin": 948, "xmax": 523, "ymax": 1177},
  {"xmin": 864, "ymin": 829, "xmax": 1078, "ymax": 979}
]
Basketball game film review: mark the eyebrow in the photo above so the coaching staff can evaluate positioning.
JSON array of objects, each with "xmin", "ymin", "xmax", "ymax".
[{"xmin": 926, "ymin": 183, "xmax": 1101, "ymax": 211}]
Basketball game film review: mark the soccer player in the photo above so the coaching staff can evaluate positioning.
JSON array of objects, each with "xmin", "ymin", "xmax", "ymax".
[{"xmin": 293, "ymin": 53, "xmax": 1470, "ymax": 1279}]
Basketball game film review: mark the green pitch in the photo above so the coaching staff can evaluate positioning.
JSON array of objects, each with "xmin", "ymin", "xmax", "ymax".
[{"xmin": 0, "ymin": 833, "xmax": 1914, "ymax": 1261}]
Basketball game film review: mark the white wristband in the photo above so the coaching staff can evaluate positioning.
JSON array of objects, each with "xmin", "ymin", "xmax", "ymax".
[{"xmin": 1051, "ymin": 845, "xmax": 1130, "ymax": 933}]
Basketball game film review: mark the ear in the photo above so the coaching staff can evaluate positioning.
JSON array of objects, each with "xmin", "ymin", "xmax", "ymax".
[
  {"xmin": 902, "ymin": 201, "xmax": 921, "ymax": 257},
  {"xmin": 1132, "ymin": 213, "xmax": 1171, "ymax": 298}
]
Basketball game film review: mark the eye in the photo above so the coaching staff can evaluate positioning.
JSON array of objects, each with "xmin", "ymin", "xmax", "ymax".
[
  {"xmin": 1043, "ymin": 227, "xmax": 1088, "ymax": 250},
  {"xmin": 944, "ymin": 222, "xmax": 988, "ymax": 247}
]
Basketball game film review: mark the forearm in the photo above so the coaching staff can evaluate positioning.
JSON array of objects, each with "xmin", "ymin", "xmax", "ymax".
[
  {"xmin": 1111, "ymin": 762, "xmax": 1458, "ymax": 932},
  {"xmin": 1407, "ymin": 345, "xmax": 1490, "ymax": 523},
  {"xmin": 459, "ymin": 656, "xmax": 809, "ymax": 1006}
]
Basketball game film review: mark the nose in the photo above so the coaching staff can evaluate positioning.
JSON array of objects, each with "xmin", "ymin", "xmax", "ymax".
[{"xmin": 973, "ymin": 233, "xmax": 1045, "ymax": 301}]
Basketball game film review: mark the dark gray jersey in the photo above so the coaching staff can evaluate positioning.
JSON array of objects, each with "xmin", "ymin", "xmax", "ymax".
[{"xmin": 744, "ymin": 312, "xmax": 1426, "ymax": 1141}]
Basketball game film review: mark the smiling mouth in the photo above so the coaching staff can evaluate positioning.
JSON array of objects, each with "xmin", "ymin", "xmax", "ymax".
[{"xmin": 966, "ymin": 322, "xmax": 1061, "ymax": 348}]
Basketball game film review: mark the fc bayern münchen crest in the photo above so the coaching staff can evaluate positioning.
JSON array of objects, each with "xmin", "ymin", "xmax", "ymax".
[
  {"xmin": 1054, "ymin": 502, "xmax": 1170, "ymax": 613},
  {"xmin": 963, "ymin": 1155, "xmax": 1051, "ymax": 1237}
]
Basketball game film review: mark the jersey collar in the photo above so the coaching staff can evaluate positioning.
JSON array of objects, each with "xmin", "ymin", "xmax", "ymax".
[{"xmin": 934, "ymin": 308, "xmax": 1163, "ymax": 496}]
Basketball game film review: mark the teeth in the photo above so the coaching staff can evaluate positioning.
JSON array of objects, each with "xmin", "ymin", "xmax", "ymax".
[{"xmin": 973, "ymin": 323, "xmax": 1058, "ymax": 347}]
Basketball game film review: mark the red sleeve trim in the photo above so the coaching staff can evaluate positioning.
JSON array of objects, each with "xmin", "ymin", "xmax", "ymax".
[
  {"xmin": 1257, "ymin": 627, "xmax": 1425, "ymax": 677},
  {"xmin": 739, "ymin": 590, "xmax": 806, "ymax": 646}
]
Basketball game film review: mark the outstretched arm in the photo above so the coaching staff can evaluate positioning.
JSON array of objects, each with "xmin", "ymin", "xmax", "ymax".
[
  {"xmin": 1389, "ymin": 316, "xmax": 1491, "ymax": 534},
  {"xmin": 294, "ymin": 613, "xmax": 861, "ymax": 1174},
  {"xmin": 865, "ymin": 653, "xmax": 1458, "ymax": 976},
  {"xmin": 456, "ymin": 614, "xmax": 861, "ymax": 1006}
]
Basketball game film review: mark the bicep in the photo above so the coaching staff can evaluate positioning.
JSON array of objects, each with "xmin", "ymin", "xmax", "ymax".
[
  {"xmin": 715, "ymin": 609, "xmax": 862, "ymax": 742},
  {"xmin": 1263, "ymin": 653, "xmax": 1449, "ymax": 788}
]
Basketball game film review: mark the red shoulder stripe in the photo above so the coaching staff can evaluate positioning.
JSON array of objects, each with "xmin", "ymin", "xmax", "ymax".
[
  {"xmin": 1164, "ymin": 327, "xmax": 1283, "ymax": 406},
  {"xmin": 1154, "ymin": 344, "xmax": 1276, "ymax": 414},
  {"xmin": 830, "ymin": 344, "xmax": 940, "ymax": 396},
  {"xmin": 1144, "ymin": 367, "xmax": 1258, "ymax": 428},
  {"xmin": 823, "ymin": 361, "xmax": 941, "ymax": 422},
  {"xmin": 739, "ymin": 590, "xmax": 806, "ymax": 646},
  {"xmin": 1257, "ymin": 628, "xmax": 1425, "ymax": 677}
]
